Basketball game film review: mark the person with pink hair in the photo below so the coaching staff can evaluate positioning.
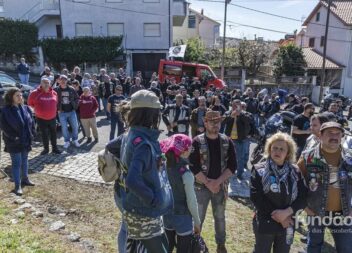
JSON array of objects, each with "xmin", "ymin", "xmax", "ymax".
[{"xmin": 160, "ymin": 134, "xmax": 201, "ymax": 253}]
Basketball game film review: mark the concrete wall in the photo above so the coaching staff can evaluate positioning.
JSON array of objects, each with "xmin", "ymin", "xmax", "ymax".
[
  {"xmin": 36, "ymin": 16, "xmax": 61, "ymax": 39},
  {"xmin": 0, "ymin": 0, "xmax": 39, "ymax": 20},
  {"xmin": 59, "ymin": 0, "xmax": 171, "ymax": 50},
  {"xmin": 199, "ymin": 18, "xmax": 220, "ymax": 47}
]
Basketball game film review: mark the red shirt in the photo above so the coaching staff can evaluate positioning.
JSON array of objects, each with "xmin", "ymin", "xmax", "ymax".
[
  {"xmin": 79, "ymin": 95, "xmax": 98, "ymax": 119},
  {"xmin": 28, "ymin": 87, "xmax": 57, "ymax": 120}
]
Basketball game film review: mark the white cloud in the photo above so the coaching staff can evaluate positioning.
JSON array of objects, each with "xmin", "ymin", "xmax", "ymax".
[{"xmin": 277, "ymin": 0, "xmax": 304, "ymax": 9}]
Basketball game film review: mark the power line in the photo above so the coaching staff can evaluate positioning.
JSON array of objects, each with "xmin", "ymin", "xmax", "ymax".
[{"xmin": 193, "ymin": 0, "xmax": 352, "ymax": 31}]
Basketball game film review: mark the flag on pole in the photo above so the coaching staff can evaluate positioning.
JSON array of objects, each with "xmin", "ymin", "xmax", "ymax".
[{"xmin": 169, "ymin": 45, "xmax": 187, "ymax": 58}]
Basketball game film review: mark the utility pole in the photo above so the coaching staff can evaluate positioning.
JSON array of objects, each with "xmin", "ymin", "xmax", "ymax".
[
  {"xmin": 221, "ymin": 0, "xmax": 231, "ymax": 81},
  {"xmin": 319, "ymin": 0, "xmax": 332, "ymax": 105}
]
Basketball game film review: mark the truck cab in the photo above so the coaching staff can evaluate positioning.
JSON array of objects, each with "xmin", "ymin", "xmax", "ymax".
[{"xmin": 158, "ymin": 60, "xmax": 226, "ymax": 90}]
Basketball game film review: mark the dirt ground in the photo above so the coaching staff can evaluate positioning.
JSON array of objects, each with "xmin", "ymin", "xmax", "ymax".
[{"xmin": 0, "ymin": 172, "xmax": 336, "ymax": 253}]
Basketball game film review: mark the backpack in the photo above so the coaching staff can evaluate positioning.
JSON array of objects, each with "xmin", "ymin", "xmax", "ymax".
[{"xmin": 97, "ymin": 135, "xmax": 126, "ymax": 183}]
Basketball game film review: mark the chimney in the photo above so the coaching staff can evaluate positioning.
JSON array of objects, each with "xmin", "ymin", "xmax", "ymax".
[{"xmin": 201, "ymin": 9, "xmax": 204, "ymax": 15}]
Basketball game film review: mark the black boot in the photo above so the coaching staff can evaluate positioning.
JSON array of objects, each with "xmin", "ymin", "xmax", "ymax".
[
  {"xmin": 40, "ymin": 149, "xmax": 49, "ymax": 155},
  {"xmin": 21, "ymin": 178, "xmax": 35, "ymax": 186},
  {"xmin": 14, "ymin": 185, "xmax": 23, "ymax": 196}
]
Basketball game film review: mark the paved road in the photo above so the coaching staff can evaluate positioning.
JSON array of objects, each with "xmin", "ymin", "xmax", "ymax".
[{"xmin": 1, "ymin": 109, "xmax": 253, "ymax": 197}]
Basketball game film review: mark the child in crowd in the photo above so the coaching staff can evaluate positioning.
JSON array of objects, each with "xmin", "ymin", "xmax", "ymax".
[{"xmin": 160, "ymin": 134, "xmax": 201, "ymax": 253}]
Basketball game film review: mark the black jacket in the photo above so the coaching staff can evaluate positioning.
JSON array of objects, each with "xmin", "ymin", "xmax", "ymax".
[
  {"xmin": 0, "ymin": 105, "xmax": 35, "ymax": 153},
  {"xmin": 250, "ymin": 162, "xmax": 307, "ymax": 234},
  {"xmin": 223, "ymin": 111, "xmax": 257, "ymax": 140}
]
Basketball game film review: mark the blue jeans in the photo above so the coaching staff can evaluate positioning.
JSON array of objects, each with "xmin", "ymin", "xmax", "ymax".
[
  {"xmin": 58, "ymin": 111, "xmax": 78, "ymax": 142},
  {"xmin": 307, "ymin": 220, "xmax": 352, "ymax": 253},
  {"xmin": 102, "ymin": 98, "xmax": 110, "ymax": 119},
  {"xmin": 94, "ymin": 96, "xmax": 101, "ymax": 111},
  {"xmin": 196, "ymin": 185, "xmax": 226, "ymax": 244},
  {"xmin": 164, "ymin": 214, "xmax": 193, "ymax": 235},
  {"xmin": 10, "ymin": 151, "xmax": 29, "ymax": 187},
  {"xmin": 18, "ymin": 73, "xmax": 29, "ymax": 84},
  {"xmin": 233, "ymin": 138, "xmax": 250, "ymax": 177},
  {"xmin": 110, "ymin": 114, "xmax": 124, "ymax": 140},
  {"xmin": 114, "ymin": 191, "xmax": 127, "ymax": 253}
]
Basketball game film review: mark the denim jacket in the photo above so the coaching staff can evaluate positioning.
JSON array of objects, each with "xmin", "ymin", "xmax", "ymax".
[
  {"xmin": 119, "ymin": 126, "xmax": 173, "ymax": 218},
  {"xmin": 302, "ymin": 145, "xmax": 352, "ymax": 217}
]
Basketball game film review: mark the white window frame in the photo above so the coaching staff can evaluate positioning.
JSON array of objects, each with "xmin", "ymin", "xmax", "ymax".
[
  {"xmin": 75, "ymin": 23, "xmax": 93, "ymax": 37},
  {"xmin": 143, "ymin": 23, "xmax": 161, "ymax": 37},
  {"xmin": 107, "ymin": 23, "xmax": 124, "ymax": 36}
]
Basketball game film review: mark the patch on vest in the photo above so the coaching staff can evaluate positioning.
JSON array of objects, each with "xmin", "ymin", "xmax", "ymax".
[
  {"xmin": 132, "ymin": 137, "xmax": 143, "ymax": 145},
  {"xmin": 256, "ymin": 168, "xmax": 265, "ymax": 177},
  {"xmin": 178, "ymin": 167, "xmax": 187, "ymax": 175}
]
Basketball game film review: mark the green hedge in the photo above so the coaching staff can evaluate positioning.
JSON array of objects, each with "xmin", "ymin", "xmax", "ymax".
[
  {"xmin": 0, "ymin": 19, "xmax": 38, "ymax": 57},
  {"xmin": 40, "ymin": 36, "xmax": 124, "ymax": 69}
]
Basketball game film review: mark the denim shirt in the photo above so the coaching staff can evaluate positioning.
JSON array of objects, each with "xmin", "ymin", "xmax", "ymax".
[
  {"xmin": 119, "ymin": 126, "xmax": 173, "ymax": 218},
  {"xmin": 303, "ymin": 145, "xmax": 352, "ymax": 217}
]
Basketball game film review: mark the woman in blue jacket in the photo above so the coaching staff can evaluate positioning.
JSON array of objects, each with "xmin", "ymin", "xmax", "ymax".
[
  {"xmin": 0, "ymin": 88, "xmax": 35, "ymax": 195},
  {"xmin": 120, "ymin": 90, "xmax": 173, "ymax": 253}
]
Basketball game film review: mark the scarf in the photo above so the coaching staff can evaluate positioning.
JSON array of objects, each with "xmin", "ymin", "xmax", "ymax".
[{"xmin": 262, "ymin": 158, "xmax": 298, "ymax": 204}]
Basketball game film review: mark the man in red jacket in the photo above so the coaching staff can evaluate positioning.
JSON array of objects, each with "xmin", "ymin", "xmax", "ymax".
[{"xmin": 28, "ymin": 78, "xmax": 61, "ymax": 155}]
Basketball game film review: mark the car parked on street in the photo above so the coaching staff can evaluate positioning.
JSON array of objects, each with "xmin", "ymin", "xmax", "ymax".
[{"xmin": 0, "ymin": 71, "xmax": 34, "ymax": 110}]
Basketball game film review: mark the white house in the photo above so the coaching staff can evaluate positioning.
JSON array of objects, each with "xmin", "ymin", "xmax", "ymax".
[
  {"xmin": 0, "ymin": 0, "xmax": 188, "ymax": 77},
  {"xmin": 296, "ymin": 0, "xmax": 352, "ymax": 98},
  {"xmin": 173, "ymin": 7, "xmax": 221, "ymax": 47}
]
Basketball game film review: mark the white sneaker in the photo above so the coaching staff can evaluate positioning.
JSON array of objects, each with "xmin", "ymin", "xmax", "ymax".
[
  {"xmin": 73, "ymin": 140, "xmax": 80, "ymax": 148},
  {"xmin": 63, "ymin": 142, "xmax": 70, "ymax": 149}
]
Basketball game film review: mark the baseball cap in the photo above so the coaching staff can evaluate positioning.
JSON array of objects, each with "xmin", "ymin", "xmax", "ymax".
[
  {"xmin": 130, "ymin": 90, "xmax": 161, "ymax": 109},
  {"xmin": 320, "ymin": 122, "xmax": 344, "ymax": 133}
]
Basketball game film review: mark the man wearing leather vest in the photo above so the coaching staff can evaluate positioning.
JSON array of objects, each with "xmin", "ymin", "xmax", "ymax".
[
  {"xmin": 298, "ymin": 122, "xmax": 352, "ymax": 253},
  {"xmin": 162, "ymin": 94, "xmax": 190, "ymax": 136},
  {"xmin": 189, "ymin": 111, "xmax": 237, "ymax": 253}
]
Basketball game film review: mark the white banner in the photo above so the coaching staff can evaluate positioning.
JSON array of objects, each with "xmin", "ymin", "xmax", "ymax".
[{"xmin": 169, "ymin": 45, "xmax": 187, "ymax": 58}]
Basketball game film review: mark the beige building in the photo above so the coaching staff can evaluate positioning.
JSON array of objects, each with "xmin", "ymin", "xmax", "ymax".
[{"xmin": 173, "ymin": 8, "xmax": 220, "ymax": 47}]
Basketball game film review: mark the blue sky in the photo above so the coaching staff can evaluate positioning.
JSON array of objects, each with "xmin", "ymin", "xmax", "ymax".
[{"xmin": 187, "ymin": 0, "xmax": 320, "ymax": 41}]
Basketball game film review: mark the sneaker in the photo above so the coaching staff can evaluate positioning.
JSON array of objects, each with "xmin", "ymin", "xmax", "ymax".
[
  {"xmin": 217, "ymin": 244, "xmax": 227, "ymax": 253},
  {"xmin": 86, "ymin": 137, "xmax": 92, "ymax": 143},
  {"xmin": 63, "ymin": 142, "xmax": 70, "ymax": 149},
  {"xmin": 40, "ymin": 149, "xmax": 49, "ymax": 155},
  {"xmin": 73, "ymin": 140, "xmax": 80, "ymax": 147}
]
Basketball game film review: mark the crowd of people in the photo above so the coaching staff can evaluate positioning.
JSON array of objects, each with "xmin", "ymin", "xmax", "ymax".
[{"xmin": 1, "ymin": 64, "xmax": 352, "ymax": 253}]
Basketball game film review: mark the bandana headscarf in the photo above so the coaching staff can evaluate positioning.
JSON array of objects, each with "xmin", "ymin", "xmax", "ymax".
[{"xmin": 160, "ymin": 134, "xmax": 192, "ymax": 158}]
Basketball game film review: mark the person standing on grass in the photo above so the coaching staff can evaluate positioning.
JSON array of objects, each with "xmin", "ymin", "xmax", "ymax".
[
  {"xmin": 161, "ymin": 134, "xmax": 201, "ymax": 253},
  {"xmin": 250, "ymin": 132, "xmax": 307, "ymax": 253},
  {"xmin": 27, "ymin": 77, "xmax": 61, "ymax": 155},
  {"xmin": 1, "ymin": 88, "xmax": 35, "ymax": 196},
  {"xmin": 79, "ymin": 87, "xmax": 99, "ymax": 143},
  {"xmin": 119, "ymin": 90, "xmax": 172, "ymax": 253},
  {"xmin": 107, "ymin": 85, "xmax": 125, "ymax": 140},
  {"xmin": 298, "ymin": 122, "xmax": 352, "ymax": 253},
  {"xmin": 189, "ymin": 110, "xmax": 236, "ymax": 253}
]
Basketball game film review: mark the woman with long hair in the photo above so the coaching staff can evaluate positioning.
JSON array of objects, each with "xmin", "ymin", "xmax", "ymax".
[
  {"xmin": 120, "ymin": 90, "xmax": 172, "ymax": 253},
  {"xmin": 1, "ymin": 88, "xmax": 35, "ymax": 195}
]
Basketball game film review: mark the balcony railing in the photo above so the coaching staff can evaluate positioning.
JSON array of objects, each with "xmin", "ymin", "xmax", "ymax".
[{"xmin": 23, "ymin": 0, "xmax": 60, "ymax": 22}]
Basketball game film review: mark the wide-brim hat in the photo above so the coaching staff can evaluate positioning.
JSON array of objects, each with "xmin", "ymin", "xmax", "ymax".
[{"xmin": 204, "ymin": 111, "xmax": 224, "ymax": 123}]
